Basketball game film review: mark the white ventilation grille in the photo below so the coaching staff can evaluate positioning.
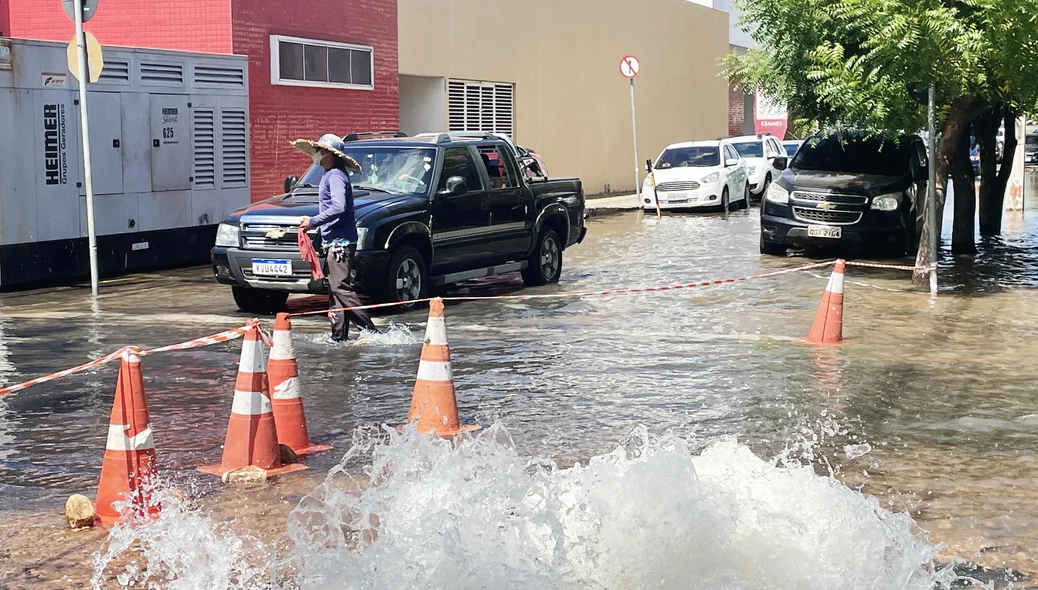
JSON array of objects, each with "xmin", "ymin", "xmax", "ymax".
[
  {"xmin": 220, "ymin": 109, "xmax": 248, "ymax": 188},
  {"xmin": 194, "ymin": 65, "xmax": 246, "ymax": 88},
  {"xmin": 448, "ymin": 80, "xmax": 515, "ymax": 138},
  {"xmin": 140, "ymin": 62, "xmax": 185, "ymax": 85},
  {"xmin": 98, "ymin": 59, "xmax": 131, "ymax": 83},
  {"xmin": 192, "ymin": 109, "xmax": 216, "ymax": 189}
]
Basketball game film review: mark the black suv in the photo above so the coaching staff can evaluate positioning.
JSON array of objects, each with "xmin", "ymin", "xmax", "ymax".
[
  {"xmin": 211, "ymin": 132, "xmax": 586, "ymax": 313},
  {"xmin": 760, "ymin": 132, "xmax": 927, "ymax": 257}
]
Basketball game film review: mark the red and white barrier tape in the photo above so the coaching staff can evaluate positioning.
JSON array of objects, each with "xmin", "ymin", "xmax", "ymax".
[
  {"xmin": 0, "ymin": 326, "xmax": 249, "ymax": 397},
  {"xmin": 292, "ymin": 259, "xmax": 841, "ymax": 317},
  {"xmin": 844, "ymin": 261, "xmax": 935, "ymax": 272}
]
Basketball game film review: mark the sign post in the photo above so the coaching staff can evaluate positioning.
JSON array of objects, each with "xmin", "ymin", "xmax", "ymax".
[
  {"xmin": 67, "ymin": 0, "xmax": 101, "ymax": 296},
  {"xmin": 927, "ymin": 86, "xmax": 938, "ymax": 297},
  {"xmin": 620, "ymin": 56, "xmax": 641, "ymax": 203}
]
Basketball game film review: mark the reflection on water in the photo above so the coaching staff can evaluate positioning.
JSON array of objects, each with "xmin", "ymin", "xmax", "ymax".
[{"xmin": 2, "ymin": 170, "xmax": 1038, "ymax": 581}]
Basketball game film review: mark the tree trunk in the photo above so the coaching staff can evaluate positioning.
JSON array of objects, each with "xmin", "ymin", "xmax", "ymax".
[
  {"xmin": 951, "ymin": 123, "xmax": 978, "ymax": 255},
  {"xmin": 978, "ymin": 108, "xmax": 1018, "ymax": 235},
  {"xmin": 914, "ymin": 96, "xmax": 987, "ymax": 281},
  {"xmin": 976, "ymin": 106, "xmax": 1003, "ymax": 235}
]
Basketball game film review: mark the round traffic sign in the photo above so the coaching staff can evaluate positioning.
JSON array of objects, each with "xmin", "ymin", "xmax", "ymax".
[
  {"xmin": 620, "ymin": 55, "xmax": 640, "ymax": 79},
  {"xmin": 62, "ymin": 0, "xmax": 99, "ymax": 23}
]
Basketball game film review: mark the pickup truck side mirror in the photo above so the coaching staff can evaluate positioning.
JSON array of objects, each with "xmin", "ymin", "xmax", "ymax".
[
  {"xmin": 438, "ymin": 176, "xmax": 468, "ymax": 197},
  {"xmin": 772, "ymin": 157, "xmax": 788, "ymax": 171},
  {"xmin": 284, "ymin": 176, "xmax": 298, "ymax": 193}
]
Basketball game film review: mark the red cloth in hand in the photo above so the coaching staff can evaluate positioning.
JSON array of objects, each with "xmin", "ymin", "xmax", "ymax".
[{"xmin": 298, "ymin": 227, "xmax": 324, "ymax": 280}]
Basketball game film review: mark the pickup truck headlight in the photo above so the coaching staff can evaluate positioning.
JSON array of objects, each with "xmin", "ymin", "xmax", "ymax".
[
  {"xmin": 701, "ymin": 172, "xmax": 720, "ymax": 184},
  {"xmin": 355, "ymin": 226, "xmax": 370, "ymax": 250},
  {"xmin": 214, "ymin": 223, "xmax": 239, "ymax": 247},
  {"xmin": 766, "ymin": 183, "xmax": 789, "ymax": 204},
  {"xmin": 870, "ymin": 193, "xmax": 900, "ymax": 212}
]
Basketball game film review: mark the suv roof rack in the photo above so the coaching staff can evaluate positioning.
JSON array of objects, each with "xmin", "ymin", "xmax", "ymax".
[
  {"xmin": 413, "ymin": 131, "xmax": 509, "ymax": 144},
  {"xmin": 342, "ymin": 131, "xmax": 408, "ymax": 142},
  {"xmin": 757, "ymin": 132, "xmax": 774, "ymax": 139}
]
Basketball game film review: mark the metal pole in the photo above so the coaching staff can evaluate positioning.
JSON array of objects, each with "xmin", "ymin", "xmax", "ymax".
[
  {"xmin": 74, "ymin": 0, "xmax": 99, "ymax": 297},
  {"xmin": 927, "ymin": 85, "xmax": 938, "ymax": 298},
  {"xmin": 630, "ymin": 78, "xmax": 640, "ymax": 198}
]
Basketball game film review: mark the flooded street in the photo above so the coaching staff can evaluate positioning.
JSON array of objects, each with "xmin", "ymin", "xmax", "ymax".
[{"xmin": 3, "ymin": 170, "xmax": 1038, "ymax": 587}]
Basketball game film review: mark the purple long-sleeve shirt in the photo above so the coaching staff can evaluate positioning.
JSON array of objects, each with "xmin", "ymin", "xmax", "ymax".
[{"xmin": 308, "ymin": 168, "xmax": 358, "ymax": 244}]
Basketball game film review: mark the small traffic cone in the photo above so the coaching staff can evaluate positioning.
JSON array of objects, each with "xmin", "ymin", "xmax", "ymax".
[
  {"xmin": 805, "ymin": 260, "xmax": 846, "ymax": 345},
  {"xmin": 269, "ymin": 313, "xmax": 331, "ymax": 456},
  {"xmin": 199, "ymin": 320, "xmax": 307, "ymax": 478},
  {"xmin": 95, "ymin": 347, "xmax": 160, "ymax": 526},
  {"xmin": 404, "ymin": 298, "xmax": 480, "ymax": 437}
]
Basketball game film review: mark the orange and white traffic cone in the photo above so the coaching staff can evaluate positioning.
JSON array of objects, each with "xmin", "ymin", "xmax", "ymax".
[
  {"xmin": 269, "ymin": 313, "xmax": 331, "ymax": 456},
  {"xmin": 404, "ymin": 298, "xmax": 480, "ymax": 437},
  {"xmin": 199, "ymin": 320, "xmax": 307, "ymax": 478},
  {"xmin": 805, "ymin": 259, "xmax": 845, "ymax": 345},
  {"xmin": 95, "ymin": 347, "xmax": 160, "ymax": 526}
]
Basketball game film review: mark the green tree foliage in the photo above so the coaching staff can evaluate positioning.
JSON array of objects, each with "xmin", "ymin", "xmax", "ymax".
[{"xmin": 725, "ymin": 0, "xmax": 1038, "ymax": 260}]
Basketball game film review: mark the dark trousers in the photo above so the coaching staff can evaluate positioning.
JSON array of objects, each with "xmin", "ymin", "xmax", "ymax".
[{"xmin": 326, "ymin": 244, "xmax": 376, "ymax": 341}]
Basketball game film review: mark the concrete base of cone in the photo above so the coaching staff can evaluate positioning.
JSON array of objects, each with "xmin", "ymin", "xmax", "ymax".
[{"xmin": 197, "ymin": 462, "xmax": 307, "ymax": 479}]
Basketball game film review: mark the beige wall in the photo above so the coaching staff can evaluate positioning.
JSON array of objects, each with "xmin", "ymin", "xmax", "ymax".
[{"xmin": 398, "ymin": 0, "xmax": 730, "ymax": 195}]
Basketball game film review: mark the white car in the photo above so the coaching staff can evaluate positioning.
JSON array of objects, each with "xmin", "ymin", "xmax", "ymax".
[
  {"xmin": 729, "ymin": 134, "xmax": 789, "ymax": 201},
  {"xmin": 641, "ymin": 140, "xmax": 750, "ymax": 211}
]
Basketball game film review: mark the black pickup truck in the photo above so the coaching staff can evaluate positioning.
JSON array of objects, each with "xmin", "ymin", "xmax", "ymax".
[{"xmin": 211, "ymin": 132, "xmax": 587, "ymax": 313}]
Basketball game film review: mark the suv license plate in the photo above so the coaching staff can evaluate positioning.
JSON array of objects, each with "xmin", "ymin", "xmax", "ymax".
[
  {"xmin": 252, "ymin": 259, "xmax": 292, "ymax": 276},
  {"xmin": 807, "ymin": 226, "xmax": 842, "ymax": 239}
]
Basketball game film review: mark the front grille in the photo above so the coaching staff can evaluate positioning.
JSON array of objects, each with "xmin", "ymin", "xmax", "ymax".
[
  {"xmin": 656, "ymin": 181, "xmax": 701, "ymax": 192},
  {"xmin": 242, "ymin": 268, "xmax": 313, "ymax": 282},
  {"xmin": 793, "ymin": 207, "xmax": 863, "ymax": 225},
  {"xmin": 241, "ymin": 223, "xmax": 304, "ymax": 251},
  {"xmin": 791, "ymin": 191, "xmax": 867, "ymax": 205}
]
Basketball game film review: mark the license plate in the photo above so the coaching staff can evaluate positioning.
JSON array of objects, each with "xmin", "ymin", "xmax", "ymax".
[
  {"xmin": 807, "ymin": 226, "xmax": 842, "ymax": 239},
  {"xmin": 252, "ymin": 259, "xmax": 293, "ymax": 276},
  {"xmin": 665, "ymin": 192, "xmax": 688, "ymax": 202}
]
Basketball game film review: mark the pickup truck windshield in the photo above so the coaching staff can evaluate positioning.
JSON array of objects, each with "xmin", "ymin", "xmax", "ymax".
[
  {"xmin": 793, "ymin": 137, "xmax": 908, "ymax": 176},
  {"xmin": 296, "ymin": 147, "xmax": 437, "ymax": 197},
  {"xmin": 655, "ymin": 146, "xmax": 720, "ymax": 168}
]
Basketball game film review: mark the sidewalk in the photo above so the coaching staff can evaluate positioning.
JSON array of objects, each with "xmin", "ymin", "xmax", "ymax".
[{"xmin": 585, "ymin": 193, "xmax": 641, "ymax": 217}]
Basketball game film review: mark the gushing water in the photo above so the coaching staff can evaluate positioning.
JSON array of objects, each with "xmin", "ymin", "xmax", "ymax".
[{"xmin": 92, "ymin": 423, "xmax": 964, "ymax": 589}]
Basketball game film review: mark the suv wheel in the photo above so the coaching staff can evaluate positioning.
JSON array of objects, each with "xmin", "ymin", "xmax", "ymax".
[
  {"xmin": 759, "ymin": 234, "xmax": 787, "ymax": 256},
  {"xmin": 385, "ymin": 246, "xmax": 428, "ymax": 310},
  {"xmin": 522, "ymin": 229, "xmax": 563, "ymax": 286},
  {"xmin": 231, "ymin": 287, "xmax": 289, "ymax": 315}
]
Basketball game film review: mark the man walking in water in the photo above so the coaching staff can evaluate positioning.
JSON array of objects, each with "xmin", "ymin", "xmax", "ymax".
[{"xmin": 294, "ymin": 134, "xmax": 379, "ymax": 342}]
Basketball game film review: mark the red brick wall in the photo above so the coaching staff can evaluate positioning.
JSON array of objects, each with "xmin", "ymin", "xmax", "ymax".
[
  {"xmin": 4, "ymin": 0, "xmax": 232, "ymax": 53},
  {"xmin": 0, "ymin": 0, "xmax": 10, "ymax": 37},
  {"xmin": 233, "ymin": 0, "xmax": 399, "ymax": 201},
  {"xmin": 728, "ymin": 83, "xmax": 745, "ymax": 137}
]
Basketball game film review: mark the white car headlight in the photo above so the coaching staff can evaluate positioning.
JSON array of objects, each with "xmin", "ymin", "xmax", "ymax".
[
  {"xmin": 214, "ymin": 223, "xmax": 239, "ymax": 247},
  {"xmin": 870, "ymin": 193, "xmax": 900, "ymax": 211},
  {"xmin": 766, "ymin": 183, "xmax": 789, "ymax": 204},
  {"xmin": 355, "ymin": 226, "xmax": 370, "ymax": 250},
  {"xmin": 701, "ymin": 172, "xmax": 720, "ymax": 184}
]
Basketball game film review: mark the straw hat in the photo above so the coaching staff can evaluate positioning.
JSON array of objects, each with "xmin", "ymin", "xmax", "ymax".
[{"xmin": 290, "ymin": 133, "xmax": 361, "ymax": 172}]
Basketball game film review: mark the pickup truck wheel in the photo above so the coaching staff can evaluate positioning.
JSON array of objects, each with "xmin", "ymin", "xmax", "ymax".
[
  {"xmin": 386, "ymin": 246, "xmax": 427, "ymax": 310},
  {"xmin": 231, "ymin": 287, "xmax": 289, "ymax": 315},
  {"xmin": 522, "ymin": 230, "xmax": 563, "ymax": 286}
]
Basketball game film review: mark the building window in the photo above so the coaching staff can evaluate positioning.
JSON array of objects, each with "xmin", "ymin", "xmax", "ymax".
[
  {"xmin": 448, "ymin": 80, "xmax": 514, "ymax": 137},
  {"xmin": 270, "ymin": 35, "xmax": 373, "ymax": 90}
]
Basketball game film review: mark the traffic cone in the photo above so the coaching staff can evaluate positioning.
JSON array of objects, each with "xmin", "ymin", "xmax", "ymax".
[
  {"xmin": 269, "ymin": 313, "xmax": 331, "ymax": 456},
  {"xmin": 199, "ymin": 320, "xmax": 307, "ymax": 478},
  {"xmin": 95, "ymin": 347, "xmax": 160, "ymax": 526},
  {"xmin": 805, "ymin": 260, "xmax": 846, "ymax": 345},
  {"xmin": 404, "ymin": 298, "xmax": 480, "ymax": 437}
]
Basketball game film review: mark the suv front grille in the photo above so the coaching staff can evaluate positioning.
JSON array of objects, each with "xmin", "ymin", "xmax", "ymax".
[
  {"xmin": 793, "ymin": 207, "xmax": 863, "ymax": 225},
  {"xmin": 791, "ymin": 191, "xmax": 867, "ymax": 205},
  {"xmin": 656, "ymin": 181, "xmax": 701, "ymax": 192}
]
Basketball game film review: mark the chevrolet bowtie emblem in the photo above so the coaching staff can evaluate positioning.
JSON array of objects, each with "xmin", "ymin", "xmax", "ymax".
[
  {"xmin": 266, "ymin": 229, "xmax": 288, "ymax": 240},
  {"xmin": 816, "ymin": 202, "xmax": 838, "ymax": 210}
]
